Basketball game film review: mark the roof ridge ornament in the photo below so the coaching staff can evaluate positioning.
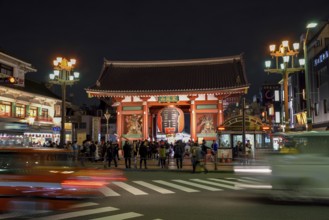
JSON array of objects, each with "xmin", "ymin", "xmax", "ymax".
[{"xmin": 96, "ymin": 80, "xmax": 101, "ymax": 87}]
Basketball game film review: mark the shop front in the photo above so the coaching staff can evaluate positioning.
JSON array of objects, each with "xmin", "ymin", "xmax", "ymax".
[
  {"xmin": 217, "ymin": 115, "xmax": 271, "ymax": 161},
  {"xmin": 0, "ymin": 121, "xmax": 28, "ymax": 146}
]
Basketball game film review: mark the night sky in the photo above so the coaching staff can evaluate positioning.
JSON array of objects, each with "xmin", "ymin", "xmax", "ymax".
[{"xmin": 1, "ymin": 0, "xmax": 328, "ymax": 106}]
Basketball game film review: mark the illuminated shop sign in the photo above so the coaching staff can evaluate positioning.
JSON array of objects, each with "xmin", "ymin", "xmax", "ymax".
[
  {"xmin": 314, "ymin": 50, "xmax": 329, "ymax": 67},
  {"xmin": 2, "ymin": 122, "xmax": 28, "ymax": 130}
]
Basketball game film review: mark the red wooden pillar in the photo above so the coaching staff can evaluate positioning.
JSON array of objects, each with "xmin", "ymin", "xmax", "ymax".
[
  {"xmin": 216, "ymin": 96, "xmax": 224, "ymax": 126},
  {"xmin": 188, "ymin": 95, "xmax": 198, "ymax": 142},
  {"xmin": 141, "ymin": 97, "xmax": 150, "ymax": 140},
  {"xmin": 115, "ymin": 97, "xmax": 124, "ymax": 147}
]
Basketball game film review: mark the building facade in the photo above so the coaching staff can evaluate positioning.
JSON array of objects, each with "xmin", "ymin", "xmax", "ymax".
[
  {"xmin": 0, "ymin": 51, "xmax": 63, "ymax": 146},
  {"xmin": 86, "ymin": 55, "xmax": 250, "ymax": 147},
  {"xmin": 308, "ymin": 21, "xmax": 329, "ymax": 130}
]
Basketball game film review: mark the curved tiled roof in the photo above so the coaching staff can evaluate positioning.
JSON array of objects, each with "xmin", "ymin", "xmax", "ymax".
[
  {"xmin": 87, "ymin": 54, "xmax": 249, "ymax": 95},
  {"xmin": 2, "ymin": 79, "xmax": 61, "ymax": 100}
]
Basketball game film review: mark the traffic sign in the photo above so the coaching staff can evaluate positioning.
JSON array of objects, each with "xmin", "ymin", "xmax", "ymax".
[{"xmin": 52, "ymin": 126, "xmax": 61, "ymax": 132}]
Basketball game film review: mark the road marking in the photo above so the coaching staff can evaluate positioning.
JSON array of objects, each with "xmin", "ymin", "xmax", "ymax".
[
  {"xmin": 242, "ymin": 177, "xmax": 262, "ymax": 182},
  {"xmin": 71, "ymin": 202, "xmax": 99, "ymax": 208},
  {"xmin": 99, "ymin": 186, "xmax": 121, "ymax": 197},
  {"xmin": 0, "ymin": 211, "xmax": 50, "ymax": 219},
  {"xmin": 92, "ymin": 212, "xmax": 143, "ymax": 220},
  {"xmin": 112, "ymin": 181, "xmax": 148, "ymax": 195},
  {"xmin": 153, "ymin": 180, "xmax": 200, "ymax": 193},
  {"xmin": 193, "ymin": 178, "xmax": 242, "ymax": 190},
  {"xmin": 34, "ymin": 206, "xmax": 119, "ymax": 220},
  {"xmin": 172, "ymin": 180, "xmax": 222, "ymax": 191},
  {"xmin": 133, "ymin": 181, "xmax": 175, "ymax": 194},
  {"xmin": 226, "ymin": 177, "xmax": 263, "ymax": 184}
]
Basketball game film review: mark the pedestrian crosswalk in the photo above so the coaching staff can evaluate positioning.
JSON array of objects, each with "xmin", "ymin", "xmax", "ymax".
[
  {"xmin": 0, "ymin": 201, "xmax": 156, "ymax": 220},
  {"xmin": 97, "ymin": 177, "xmax": 264, "ymax": 197},
  {"xmin": 0, "ymin": 177, "xmax": 265, "ymax": 220}
]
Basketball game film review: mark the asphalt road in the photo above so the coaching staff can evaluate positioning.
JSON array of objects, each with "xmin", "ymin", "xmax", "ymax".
[{"xmin": 2, "ymin": 171, "xmax": 329, "ymax": 220}]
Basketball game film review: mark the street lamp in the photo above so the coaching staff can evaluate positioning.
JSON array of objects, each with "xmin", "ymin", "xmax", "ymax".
[
  {"xmin": 104, "ymin": 109, "xmax": 111, "ymax": 142},
  {"xmin": 304, "ymin": 22, "xmax": 318, "ymax": 131},
  {"xmin": 49, "ymin": 57, "xmax": 79, "ymax": 148},
  {"xmin": 265, "ymin": 41, "xmax": 304, "ymax": 132}
]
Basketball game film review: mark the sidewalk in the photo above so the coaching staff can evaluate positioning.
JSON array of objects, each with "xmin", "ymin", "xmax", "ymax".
[{"xmin": 80, "ymin": 157, "xmax": 234, "ymax": 173}]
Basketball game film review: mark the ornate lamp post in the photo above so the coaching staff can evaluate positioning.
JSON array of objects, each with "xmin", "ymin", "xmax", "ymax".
[
  {"xmin": 104, "ymin": 109, "xmax": 111, "ymax": 142},
  {"xmin": 304, "ymin": 22, "xmax": 318, "ymax": 130},
  {"xmin": 265, "ymin": 41, "xmax": 305, "ymax": 132},
  {"xmin": 49, "ymin": 57, "xmax": 79, "ymax": 147}
]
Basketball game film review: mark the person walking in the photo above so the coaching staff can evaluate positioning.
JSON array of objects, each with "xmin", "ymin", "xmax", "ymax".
[
  {"xmin": 191, "ymin": 143, "xmax": 208, "ymax": 173},
  {"xmin": 123, "ymin": 140, "xmax": 132, "ymax": 168}
]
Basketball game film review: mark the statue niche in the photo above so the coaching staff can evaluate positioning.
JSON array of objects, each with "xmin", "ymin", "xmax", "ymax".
[
  {"xmin": 199, "ymin": 114, "xmax": 215, "ymax": 133},
  {"xmin": 125, "ymin": 114, "xmax": 142, "ymax": 135}
]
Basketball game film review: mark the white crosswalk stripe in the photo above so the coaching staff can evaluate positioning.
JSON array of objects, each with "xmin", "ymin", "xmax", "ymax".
[
  {"xmin": 91, "ymin": 212, "xmax": 143, "ymax": 220},
  {"xmin": 70, "ymin": 202, "xmax": 99, "ymax": 208},
  {"xmin": 99, "ymin": 186, "xmax": 121, "ymax": 197},
  {"xmin": 172, "ymin": 179, "xmax": 222, "ymax": 191},
  {"xmin": 226, "ymin": 177, "xmax": 264, "ymax": 185},
  {"xmin": 133, "ymin": 181, "xmax": 175, "ymax": 194},
  {"xmin": 153, "ymin": 180, "xmax": 200, "ymax": 193},
  {"xmin": 112, "ymin": 181, "xmax": 148, "ymax": 195},
  {"xmin": 34, "ymin": 206, "xmax": 119, "ymax": 220},
  {"xmin": 242, "ymin": 177, "xmax": 262, "ymax": 182},
  {"xmin": 226, "ymin": 178, "xmax": 272, "ymax": 189},
  {"xmin": 206, "ymin": 178, "xmax": 243, "ymax": 190},
  {"xmin": 191, "ymin": 178, "xmax": 242, "ymax": 190}
]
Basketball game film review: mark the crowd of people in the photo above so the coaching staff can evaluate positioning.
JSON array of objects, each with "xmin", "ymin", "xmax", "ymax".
[
  {"xmin": 63, "ymin": 139, "xmax": 219, "ymax": 172},
  {"xmin": 42, "ymin": 138, "xmax": 253, "ymax": 170}
]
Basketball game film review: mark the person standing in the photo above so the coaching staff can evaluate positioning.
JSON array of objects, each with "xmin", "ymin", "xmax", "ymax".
[
  {"xmin": 245, "ymin": 140, "xmax": 252, "ymax": 164},
  {"xmin": 72, "ymin": 140, "xmax": 79, "ymax": 163},
  {"xmin": 159, "ymin": 141, "xmax": 167, "ymax": 168},
  {"xmin": 106, "ymin": 142, "xmax": 118, "ymax": 168},
  {"xmin": 90, "ymin": 141, "xmax": 96, "ymax": 162},
  {"xmin": 174, "ymin": 140, "xmax": 185, "ymax": 169},
  {"xmin": 211, "ymin": 140, "xmax": 218, "ymax": 163},
  {"xmin": 139, "ymin": 140, "xmax": 148, "ymax": 169},
  {"xmin": 133, "ymin": 140, "xmax": 140, "ymax": 168},
  {"xmin": 123, "ymin": 141, "xmax": 132, "ymax": 168}
]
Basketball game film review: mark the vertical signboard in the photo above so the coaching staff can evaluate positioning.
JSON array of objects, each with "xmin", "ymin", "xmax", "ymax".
[
  {"xmin": 77, "ymin": 131, "xmax": 86, "ymax": 146},
  {"xmin": 92, "ymin": 117, "xmax": 101, "ymax": 142}
]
